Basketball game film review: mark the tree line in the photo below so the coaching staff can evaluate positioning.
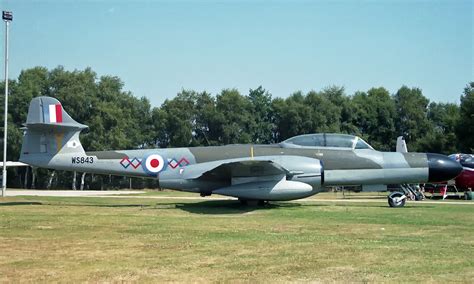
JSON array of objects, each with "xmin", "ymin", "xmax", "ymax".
[{"xmin": 1, "ymin": 66, "xmax": 473, "ymax": 189}]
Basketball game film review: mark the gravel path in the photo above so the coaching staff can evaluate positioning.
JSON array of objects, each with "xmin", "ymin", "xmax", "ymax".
[{"xmin": 5, "ymin": 189, "xmax": 145, "ymax": 197}]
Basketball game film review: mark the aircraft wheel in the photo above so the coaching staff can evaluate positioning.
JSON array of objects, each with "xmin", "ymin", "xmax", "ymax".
[
  {"xmin": 388, "ymin": 192, "xmax": 406, "ymax": 208},
  {"xmin": 465, "ymin": 191, "xmax": 473, "ymax": 200},
  {"xmin": 239, "ymin": 199, "xmax": 248, "ymax": 206},
  {"xmin": 414, "ymin": 192, "xmax": 424, "ymax": 201},
  {"xmin": 257, "ymin": 200, "xmax": 266, "ymax": 206}
]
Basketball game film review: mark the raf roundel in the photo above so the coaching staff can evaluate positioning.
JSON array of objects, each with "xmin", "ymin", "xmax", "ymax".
[{"xmin": 142, "ymin": 154, "xmax": 166, "ymax": 175}]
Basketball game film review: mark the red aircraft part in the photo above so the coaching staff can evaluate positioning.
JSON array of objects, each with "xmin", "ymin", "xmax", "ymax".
[{"xmin": 454, "ymin": 168, "xmax": 474, "ymax": 189}]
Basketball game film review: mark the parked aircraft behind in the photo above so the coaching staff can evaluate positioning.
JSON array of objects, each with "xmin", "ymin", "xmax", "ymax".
[
  {"xmin": 19, "ymin": 97, "xmax": 463, "ymax": 207},
  {"xmin": 449, "ymin": 154, "xmax": 474, "ymax": 190}
]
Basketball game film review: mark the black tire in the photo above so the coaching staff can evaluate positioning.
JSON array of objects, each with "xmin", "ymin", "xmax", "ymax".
[
  {"xmin": 414, "ymin": 192, "xmax": 424, "ymax": 201},
  {"xmin": 388, "ymin": 192, "xmax": 406, "ymax": 208},
  {"xmin": 465, "ymin": 191, "xmax": 473, "ymax": 200}
]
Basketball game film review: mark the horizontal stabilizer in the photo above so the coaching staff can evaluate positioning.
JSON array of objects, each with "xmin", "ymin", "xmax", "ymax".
[{"xmin": 0, "ymin": 161, "xmax": 29, "ymax": 167}]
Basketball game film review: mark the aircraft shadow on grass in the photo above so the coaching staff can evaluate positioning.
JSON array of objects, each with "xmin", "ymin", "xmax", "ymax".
[
  {"xmin": 73, "ymin": 202, "xmax": 435, "ymax": 211},
  {"xmin": 65, "ymin": 199, "xmax": 431, "ymax": 214},
  {"xmin": 60, "ymin": 200, "xmax": 332, "ymax": 215},
  {"xmin": 51, "ymin": 199, "xmax": 282, "ymax": 213},
  {"xmin": 63, "ymin": 200, "xmax": 288, "ymax": 214},
  {"xmin": 172, "ymin": 200, "xmax": 304, "ymax": 215},
  {"xmin": 0, "ymin": 201, "xmax": 43, "ymax": 206},
  {"xmin": 167, "ymin": 200, "xmax": 428, "ymax": 215}
]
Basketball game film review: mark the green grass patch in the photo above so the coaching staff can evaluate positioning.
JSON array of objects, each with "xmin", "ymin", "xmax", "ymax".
[{"xmin": 0, "ymin": 196, "xmax": 473, "ymax": 282}]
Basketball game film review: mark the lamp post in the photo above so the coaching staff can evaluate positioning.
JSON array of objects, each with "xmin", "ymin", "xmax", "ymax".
[{"xmin": 2, "ymin": 11, "xmax": 12, "ymax": 197}]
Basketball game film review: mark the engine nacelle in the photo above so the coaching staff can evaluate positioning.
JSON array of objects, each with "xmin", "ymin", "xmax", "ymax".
[
  {"xmin": 214, "ymin": 178, "xmax": 315, "ymax": 201},
  {"xmin": 273, "ymin": 156, "xmax": 324, "ymax": 189}
]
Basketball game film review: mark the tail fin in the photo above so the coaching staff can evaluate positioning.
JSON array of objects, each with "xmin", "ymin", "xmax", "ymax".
[
  {"xmin": 19, "ymin": 96, "xmax": 88, "ymax": 167},
  {"xmin": 396, "ymin": 136, "xmax": 408, "ymax": 153}
]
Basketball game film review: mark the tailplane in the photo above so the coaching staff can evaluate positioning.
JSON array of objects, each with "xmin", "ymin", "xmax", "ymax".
[{"xmin": 19, "ymin": 96, "xmax": 88, "ymax": 167}]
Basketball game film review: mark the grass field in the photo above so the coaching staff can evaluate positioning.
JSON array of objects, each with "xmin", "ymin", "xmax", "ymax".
[{"xmin": 0, "ymin": 191, "xmax": 473, "ymax": 282}]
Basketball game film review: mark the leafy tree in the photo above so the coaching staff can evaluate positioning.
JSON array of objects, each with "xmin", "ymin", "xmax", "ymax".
[
  {"xmin": 305, "ymin": 89, "xmax": 343, "ymax": 133},
  {"xmin": 10, "ymin": 67, "xmax": 49, "ymax": 124},
  {"xmin": 273, "ymin": 87, "xmax": 350, "ymax": 142},
  {"xmin": 272, "ymin": 92, "xmax": 312, "ymax": 141},
  {"xmin": 194, "ymin": 91, "xmax": 219, "ymax": 146},
  {"xmin": 393, "ymin": 86, "xmax": 432, "ymax": 151},
  {"xmin": 417, "ymin": 102, "xmax": 460, "ymax": 154},
  {"xmin": 352, "ymin": 87, "xmax": 396, "ymax": 150},
  {"xmin": 215, "ymin": 89, "xmax": 254, "ymax": 144},
  {"xmin": 319, "ymin": 86, "xmax": 351, "ymax": 132},
  {"xmin": 159, "ymin": 90, "xmax": 196, "ymax": 147},
  {"xmin": 151, "ymin": 107, "xmax": 168, "ymax": 147},
  {"xmin": 457, "ymin": 82, "xmax": 474, "ymax": 152},
  {"xmin": 248, "ymin": 86, "xmax": 274, "ymax": 143}
]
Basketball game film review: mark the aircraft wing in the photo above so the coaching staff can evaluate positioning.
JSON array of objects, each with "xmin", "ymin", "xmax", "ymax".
[
  {"xmin": 198, "ymin": 159, "xmax": 289, "ymax": 181},
  {"xmin": 178, "ymin": 157, "xmax": 290, "ymax": 181}
]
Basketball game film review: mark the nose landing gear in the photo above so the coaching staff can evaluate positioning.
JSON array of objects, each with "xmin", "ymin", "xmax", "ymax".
[
  {"xmin": 388, "ymin": 184, "xmax": 425, "ymax": 207},
  {"xmin": 388, "ymin": 191, "xmax": 406, "ymax": 207}
]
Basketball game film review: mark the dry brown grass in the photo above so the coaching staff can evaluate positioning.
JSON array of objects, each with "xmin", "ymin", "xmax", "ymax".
[{"xmin": 0, "ymin": 195, "xmax": 473, "ymax": 282}]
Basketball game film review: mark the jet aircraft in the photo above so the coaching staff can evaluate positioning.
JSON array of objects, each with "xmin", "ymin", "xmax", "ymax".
[{"xmin": 19, "ymin": 97, "xmax": 463, "ymax": 207}]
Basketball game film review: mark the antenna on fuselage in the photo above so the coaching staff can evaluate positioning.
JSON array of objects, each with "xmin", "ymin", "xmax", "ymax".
[{"xmin": 396, "ymin": 136, "xmax": 408, "ymax": 153}]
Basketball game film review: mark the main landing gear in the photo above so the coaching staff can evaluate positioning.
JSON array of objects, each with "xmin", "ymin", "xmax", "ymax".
[{"xmin": 239, "ymin": 199, "xmax": 268, "ymax": 206}]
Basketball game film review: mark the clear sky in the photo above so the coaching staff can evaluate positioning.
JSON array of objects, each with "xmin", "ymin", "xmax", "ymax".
[{"xmin": 1, "ymin": 0, "xmax": 472, "ymax": 106}]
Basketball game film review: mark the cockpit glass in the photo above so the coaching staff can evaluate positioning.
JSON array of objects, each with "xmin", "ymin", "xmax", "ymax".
[
  {"xmin": 282, "ymin": 133, "xmax": 373, "ymax": 149},
  {"xmin": 462, "ymin": 156, "xmax": 473, "ymax": 164},
  {"xmin": 313, "ymin": 135, "xmax": 325, "ymax": 147},
  {"xmin": 325, "ymin": 134, "xmax": 355, "ymax": 148},
  {"xmin": 355, "ymin": 138, "xmax": 372, "ymax": 149},
  {"xmin": 287, "ymin": 135, "xmax": 315, "ymax": 146}
]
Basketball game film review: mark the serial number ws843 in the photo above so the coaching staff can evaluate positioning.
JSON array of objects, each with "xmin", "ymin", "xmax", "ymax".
[{"xmin": 71, "ymin": 156, "xmax": 94, "ymax": 164}]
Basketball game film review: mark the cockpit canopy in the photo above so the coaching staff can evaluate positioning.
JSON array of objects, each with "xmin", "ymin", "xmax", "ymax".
[{"xmin": 280, "ymin": 133, "xmax": 374, "ymax": 150}]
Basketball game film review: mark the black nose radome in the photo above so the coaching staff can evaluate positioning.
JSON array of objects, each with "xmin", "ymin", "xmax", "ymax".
[{"xmin": 427, "ymin": 153, "xmax": 463, "ymax": 182}]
